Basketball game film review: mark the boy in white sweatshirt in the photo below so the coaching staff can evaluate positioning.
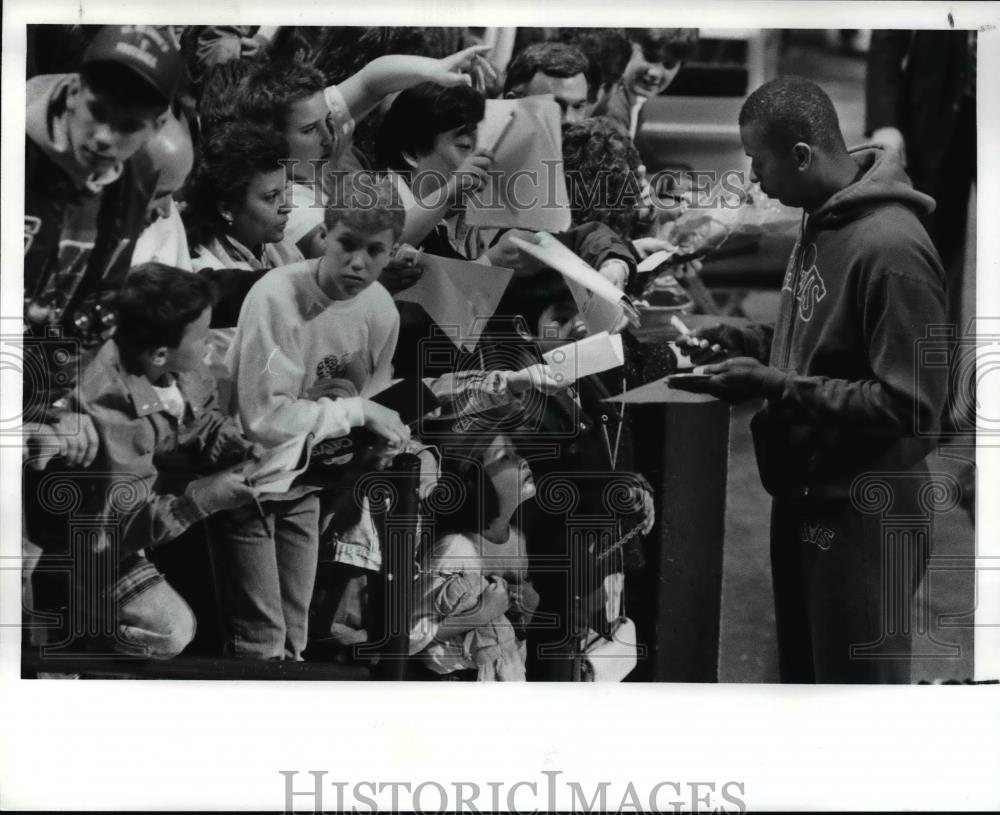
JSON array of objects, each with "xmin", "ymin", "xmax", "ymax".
[{"xmin": 211, "ymin": 174, "xmax": 408, "ymax": 660}]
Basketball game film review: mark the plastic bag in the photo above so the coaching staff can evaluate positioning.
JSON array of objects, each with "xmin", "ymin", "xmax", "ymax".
[{"xmin": 658, "ymin": 181, "xmax": 801, "ymax": 263}]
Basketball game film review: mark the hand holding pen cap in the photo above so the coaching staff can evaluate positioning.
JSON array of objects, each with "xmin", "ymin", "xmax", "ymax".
[{"xmin": 673, "ymin": 315, "xmax": 730, "ymax": 364}]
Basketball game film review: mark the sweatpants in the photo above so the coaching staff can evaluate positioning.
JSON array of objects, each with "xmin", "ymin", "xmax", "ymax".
[{"xmin": 769, "ymin": 469, "xmax": 933, "ymax": 684}]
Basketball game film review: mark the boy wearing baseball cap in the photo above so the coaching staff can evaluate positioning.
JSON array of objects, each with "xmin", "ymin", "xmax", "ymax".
[{"xmin": 24, "ymin": 25, "xmax": 183, "ymax": 423}]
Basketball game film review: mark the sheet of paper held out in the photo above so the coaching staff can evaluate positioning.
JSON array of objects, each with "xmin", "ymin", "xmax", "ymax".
[
  {"xmin": 509, "ymin": 232, "xmax": 622, "ymax": 304},
  {"xmin": 508, "ymin": 232, "xmax": 640, "ymax": 334},
  {"xmin": 393, "ymin": 252, "xmax": 515, "ymax": 352},
  {"xmin": 542, "ymin": 331, "xmax": 625, "ymax": 385},
  {"xmin": 465, "ymin": 96, "xmax": 571, "ymax": 233}
]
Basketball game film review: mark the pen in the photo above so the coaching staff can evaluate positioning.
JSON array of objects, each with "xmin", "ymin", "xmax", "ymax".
[
  {"xmin": 670, "ymin": 315, "xmax": 692, "ymax": 336},
  {"xmin": 486, "ymin": 109, "xmax": 516, "ymax": 155}
]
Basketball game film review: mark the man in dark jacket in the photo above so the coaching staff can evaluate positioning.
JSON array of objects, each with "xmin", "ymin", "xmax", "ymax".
[
  {"xmin": 677, "ymin": 78, "xmax": 949, "ymax": 683},
  {"xmin": 866, "ymin": 30, "xmax": 975, "ymax": 281},
  {"xmin": 866, "ymin": 30, "xmax": 977, "ymax": 443}
]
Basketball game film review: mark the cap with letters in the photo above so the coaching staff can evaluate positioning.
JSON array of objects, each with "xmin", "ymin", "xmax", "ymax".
[{"xmin": 82, "ymin": 25, "xmax": 182, "ymax": 105}]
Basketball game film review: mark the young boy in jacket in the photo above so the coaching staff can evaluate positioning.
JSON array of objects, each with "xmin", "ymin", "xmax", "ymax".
[
  {"xmin": 677, "ymin": 77, "xmax": 949, "ymax": 683},
  {"xmin": 69, "ymin": 264, "xmax": 261, "ymax": 658}
]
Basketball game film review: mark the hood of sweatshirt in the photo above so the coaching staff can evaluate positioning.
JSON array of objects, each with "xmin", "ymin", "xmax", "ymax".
[
  {"xmin": 26, "ymin": 73, "xmax": 123, "ymax": 191},
  {"xmin": 808, "ymin": 144, "xmax": 936, "ymax": 230}
]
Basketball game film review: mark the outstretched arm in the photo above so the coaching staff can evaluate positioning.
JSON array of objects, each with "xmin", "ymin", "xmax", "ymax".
[{"xmin": 336, "ymin": 45, "xmax": 492, "ymax": 121}]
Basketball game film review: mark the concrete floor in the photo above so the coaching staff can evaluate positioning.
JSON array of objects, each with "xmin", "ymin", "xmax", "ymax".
[{"xmin": 714, "ymin": 38, "xmax": 977, "ymax": 682}]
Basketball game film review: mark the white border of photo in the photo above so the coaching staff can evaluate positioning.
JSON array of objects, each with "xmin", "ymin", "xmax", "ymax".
[{"xmin": 2, "ymin": 1, "xmax": 998, "ymax": 811}]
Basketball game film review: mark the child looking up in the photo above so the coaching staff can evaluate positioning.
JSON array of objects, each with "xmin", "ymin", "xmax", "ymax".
[{"xmin": 411, "ymin": 427, "xmax": 540, "ymax": 681}]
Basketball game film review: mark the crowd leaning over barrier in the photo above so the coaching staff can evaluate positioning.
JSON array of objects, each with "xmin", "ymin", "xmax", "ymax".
[
  {"xmin": 23, "ymin": 24, "xmax": 952, "ymax": 685},
  {"xmin": 22, "ymin": 24, "xmax": 697, "ymax": 679}
]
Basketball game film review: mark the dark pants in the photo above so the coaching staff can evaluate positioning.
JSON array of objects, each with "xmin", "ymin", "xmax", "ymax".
[{"xmin": 770, "ymin": 470, "xmax": 932, "ymax": 684}]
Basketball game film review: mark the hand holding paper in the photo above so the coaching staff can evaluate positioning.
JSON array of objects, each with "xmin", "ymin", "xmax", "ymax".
[
  {"xmin": 508, "ymin": 232, "xmax": 640, "ymax": 333},
  {"xmin": 242, "ymin": 433, "xmax": 316, "ymax": 494},
  {"xmin": 482, "ymin": 229, "xmax": 545, "ymax": 275},
  {"xmin": 542, "ymin": 331, "xmax": 625, "ymax": 385},
  {"xmin": 507, "ymin": 232, "xmax": 619, "ymax": 300},
  {"xmin": 465, "ymin": 97, "xmax": 571, "ymax": 232},
  {"xmin": 507, "ymin": 363, "xmax": 565, "ymax": 394}
]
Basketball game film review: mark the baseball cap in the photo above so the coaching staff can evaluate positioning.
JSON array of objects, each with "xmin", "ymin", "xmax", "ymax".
[{"xmin": 82, "ymin": 25, "xmax": 183, "ymax": 106}]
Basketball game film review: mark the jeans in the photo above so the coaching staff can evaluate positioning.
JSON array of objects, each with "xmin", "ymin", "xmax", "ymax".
[
  {"xmin": 24, "ymin": 531, "xmax": 195, "ymax": 659},
  {"xmin": 208, "ymin": 493, "xmax": 320, "ymax": 660},
  {"xmin": 109, "ymin": 555, "xmax": 197, "ymax": 659}
]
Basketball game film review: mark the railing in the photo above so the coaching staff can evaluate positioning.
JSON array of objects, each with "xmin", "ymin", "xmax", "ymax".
[{"xmin": 22, "ymin": 454, "xmax": 423, "ymax": 681}]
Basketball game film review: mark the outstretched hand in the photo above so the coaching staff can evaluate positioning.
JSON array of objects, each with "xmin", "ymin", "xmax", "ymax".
[
  {"xmin": 432, "ymin": 44, "xmax": 495, "ymax": 87},
  {"xmin": 507, "ymin": 363, "xmax": 566, "ymax": 394},
  {"xmin": 669, "ymin": 357, "xmax": 788, "ymax": 403},
  {"xmin": 678, "ymin": 323, "xmax": 746, "ymax": 365},
  {"xmin": 26, "ymin": 413, "xmax": 101, "ymax": 470}
]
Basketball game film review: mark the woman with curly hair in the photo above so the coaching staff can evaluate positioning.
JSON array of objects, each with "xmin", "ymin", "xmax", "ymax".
[
  {"xmin": 184, "ymin": 122, "xmax": 299, "ymax": 271},
  {"xmin": 182, "ymin": 121, "xmax": 301, "ymax": 363},
  {"xmin": 562, "ymin": 116, "xmax": 643, "ymax": 238}
]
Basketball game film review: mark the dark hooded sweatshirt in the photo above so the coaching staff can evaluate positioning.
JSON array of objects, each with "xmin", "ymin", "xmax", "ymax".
[
  {"xmin": 23, "ymin": 74, "xmax": 157, "ymax": 422},
  {"xmin": 750, "ymin": 145, "xmax": 948, "ymax": 500},
  {"xmin": 24, "ymin": 75, "xmax": 156, "ymax": 329}
]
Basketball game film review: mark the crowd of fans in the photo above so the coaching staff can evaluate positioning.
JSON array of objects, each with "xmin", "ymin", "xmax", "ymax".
[
  {"xmin": 22, "ymin": 24, "xmax": 698, "ymax": 679},
  {"xmin": 22, "ymin": 20, "xmax": 971, "ymax": 687}
]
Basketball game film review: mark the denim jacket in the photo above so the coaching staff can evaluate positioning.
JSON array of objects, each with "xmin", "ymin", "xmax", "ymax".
[{"xmin": 71, "ymin": 340, "xmax": 253, "ymax": 557}]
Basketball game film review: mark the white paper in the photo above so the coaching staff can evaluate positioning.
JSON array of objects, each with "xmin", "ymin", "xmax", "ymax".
[
  {"xmin": 242, "ymin": 433, "xmax": 314, "ymax": 494},
  {"xmin": 465, "ymin": 97, "xmax": 571, "ymax": 232},
  {"xmin": 636, "ymin": 248, "xmax": 678, "ymax": 273},
  {"xmin": 393, "ymin": 253, "xmax": 514, "ymax": 352},
  {"xmin": 510, "ymin": 232, "xmax": 638, "ymax": 333},
  {"xmin": 565, "ymin": 278, "xmax": 627, "ymax": 335},
  {"xmin": 509, "ymin": 232, "xmax": 626, "ymax": 306},
  {"xmin": 542, "ymin": 331, "xmax": 625, "ymax": 383}
]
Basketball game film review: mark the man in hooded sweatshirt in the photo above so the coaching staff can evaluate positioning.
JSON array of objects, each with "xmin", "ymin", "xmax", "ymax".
[{"xmin": 676, "ymin": 77, "xmax": 949, "ymax": 683}]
